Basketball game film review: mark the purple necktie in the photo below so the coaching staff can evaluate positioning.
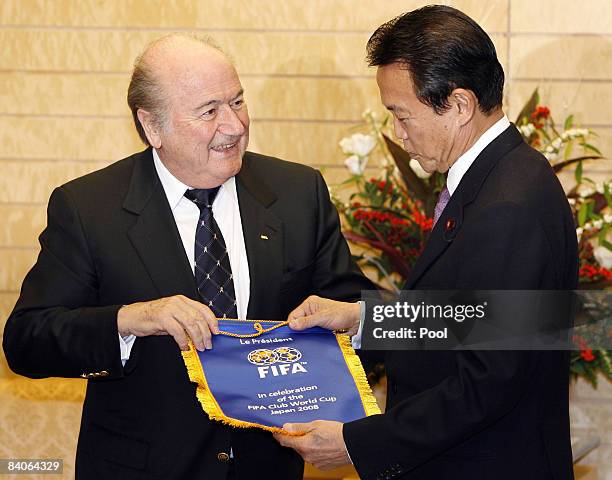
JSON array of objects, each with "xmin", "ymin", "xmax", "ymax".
[{"xmin": 433, "ymin": 186, "xmax": 450, "ymax": 227}]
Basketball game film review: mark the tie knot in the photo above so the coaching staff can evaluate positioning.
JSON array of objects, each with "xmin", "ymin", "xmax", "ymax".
[{"xmin": 184, "ymin": 187, "xmax": 220, "ymax": 209}]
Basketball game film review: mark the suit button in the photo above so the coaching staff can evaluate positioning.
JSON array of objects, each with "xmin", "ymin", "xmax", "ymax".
[
  {"xmin": 99, "ymin": 370, "xmax": 109, "ymax": 377},
  {"xmin": 217, "ymin": 452, "xmax": 230, "ymax": 462},
  {"xmin": 445, "ymin": 218, "xmax": 456, "ymax": 231}
]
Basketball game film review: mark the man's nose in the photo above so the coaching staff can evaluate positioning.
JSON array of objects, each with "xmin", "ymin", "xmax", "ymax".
[{"xmin": 218, "ymin": 106, "xmax": 246, "ymax": 136}]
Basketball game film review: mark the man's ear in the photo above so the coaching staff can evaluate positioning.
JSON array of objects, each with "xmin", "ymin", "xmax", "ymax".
[
  {"xmin": 137, "ymin": 109, "xmax": 162, "ymax": 148},
  {"xmin": 450, "ymin": 88, "xmax": 477, "ymax": 126}
]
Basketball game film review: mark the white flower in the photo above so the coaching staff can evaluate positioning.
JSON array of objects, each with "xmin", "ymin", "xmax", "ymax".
[
  {"xmin": 593, "ymin": 219, "xmax": 604, "ymax": 229},
  {"xmin": 562, "ymin": 128, "xmax": 589, "ymax": 140},
  {"xmin": 409, "ymin": 158, "xmax": 432, "ymax": 179},
  {"xmin": 551, "ymin": 137, "xmax": 563, "ymax": 150},
  {"xmin": 544, "ymin": 151, "xmax": 558, "ymax": 161},
  {"xmin": 594, "ymin": 246, "xmax": 612, "ymax": 269},
  {"xmin": 339, "ymin": 133, "xmax": 376, "ymax": 157},
  {"xmin": 605, "ymin": 214, "xmax": 612, "ymax": 223},
  {"xmin": 596, "ymin": 182, "xmax": 605, "ymax": 194},
  {"xmin": 578, "ymin": 186, "xmax": 596, "ymax": 198},
  {"xmin": 567, "ymin": 198, "xmax": 576, "ymax": 206},
  {"xmin": 519, "ymin": 124, "xmax": 536, "ymax": 137},
  {"xmin": 576, "ymin": 227, "xmax": 584, "ymax": 238},
  {"xmin": 344, "ymin": 155, "xmax": 367, "ymax": 175}
]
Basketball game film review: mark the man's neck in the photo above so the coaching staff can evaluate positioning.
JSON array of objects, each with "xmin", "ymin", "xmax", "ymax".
[{"xmin": 455, "ymin": 109, "xmax": 505, "ymax": 162}]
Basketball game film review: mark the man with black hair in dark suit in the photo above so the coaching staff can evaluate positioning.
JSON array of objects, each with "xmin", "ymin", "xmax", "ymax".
[{"xmin": 276, "ymin": 6, "xmax": 578, "ymax": 480}]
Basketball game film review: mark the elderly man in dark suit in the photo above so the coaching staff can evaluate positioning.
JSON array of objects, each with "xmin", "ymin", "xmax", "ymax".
[
  {"xmin": 276, "ymin": 6, "xmax": 578, "ymax": 480},
  {"xmin": 2, "ymin": 35, "xmax": 372, "ymax": 479}
]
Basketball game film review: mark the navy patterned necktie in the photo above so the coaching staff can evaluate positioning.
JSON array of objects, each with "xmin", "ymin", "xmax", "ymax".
[{"xmin": 184, "ymin": 188, "xmax": 238, "ymax": 319}]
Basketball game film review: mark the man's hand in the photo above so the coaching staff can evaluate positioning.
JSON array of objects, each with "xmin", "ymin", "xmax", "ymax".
[
  {"xmin": 287, "ymin": 296, "xmax": 360, "ymax": 335},
  {"xmin": 117, "ymin": 295, "xmax": 220, "ymax": 351},
  {"xmin": 273, "ymin": 420, "xmax": 351, "ymax": 471}
]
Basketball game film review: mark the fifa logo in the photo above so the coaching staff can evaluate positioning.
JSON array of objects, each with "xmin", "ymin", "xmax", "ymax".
[{"xmin": 247, "ymin": 347, "xmax": 307, "ymax": 379}]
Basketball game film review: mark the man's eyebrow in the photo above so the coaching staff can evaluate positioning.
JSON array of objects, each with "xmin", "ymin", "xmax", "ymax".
[
  {"xmin": 195, "ymin": 99, "xmax": 220, "ymax": 111},
  {"xmin": 231, "ymin": 89, "xmax": 245, "ymax": 100},
  {"xmin": 194, "ymin": 89, "xmax": 244, "ymax": 112}
]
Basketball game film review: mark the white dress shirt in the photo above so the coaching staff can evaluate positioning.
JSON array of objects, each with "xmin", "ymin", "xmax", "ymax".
[
  {"xmin": 119, "ymin": 149, "xmax": 250, "ymax": 364},
  {"xmin": 352, "ymin": 115, "xmax": 511, "ymax": 348}
]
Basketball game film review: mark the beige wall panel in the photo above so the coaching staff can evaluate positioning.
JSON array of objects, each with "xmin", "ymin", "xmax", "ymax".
[
  {"xmin": 449, "ymin": 0, "xmax": 508, "ymax": 33},
  {"xmin": 511, "ymin": 0, "xmax": 612, "ymax": 34},
  {"xmin": 1, "ymin": 29, "xmax": 156, "ymax": 73},
  {"xmin": 244, "ymin": 77, "xmax": 379, "ymax": 121},
  {"xmin": 2, "ymin": 29, "xmax": 507, "ymax": 78},
  {"xmin": 1, "ymin": 29, "xmax": 374, "ymax": 77},
  {"xmin": 0, "ymin": 117, "xmax": 142, "ymax": 161},
  {"xmin": 0, "ymin": 161, "xmax": 104, "ymax": 203},
  {"xmin": 249, "ymin": 120, "xmax": 358, "ymax": 166},
  {"xmin": 0, "ymin": 1, "xmax": 424, "ymax": 31},
  {"xmin": 507, "ymin": 81, "xmax": 612, "ymax": 126},
  {"xmin": 0, "ymin": 72, "xmax": 131, "ymax": 116},
  {"xmin": 510, "ymin": 35, "xmax": 612, "ymax": 80},
  {"xmin": 0, "ymin": 0, "xmax": 199, "ymax": 29},
  {"xmin": 0, "ymin": 249, "xmax": 38, "ymax": 292},
  {"xmin": 0, "ymin": 205, "xmax": 46, "ymax": 248},
  {"xmin": 2, "ymin": 73, "xmax": 379, "ymax": 120},
  {"xmin": 225, "ymin": 32, "xmax": 373, "ymax": 77}
]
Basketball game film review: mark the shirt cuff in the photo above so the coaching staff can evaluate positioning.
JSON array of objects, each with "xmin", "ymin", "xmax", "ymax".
[
  {"xmin": 119, "ymin": 333, "xmax": 136, "ymax": 366},
  {"xmin": 350, "ymin": 301, "xmax": 365, "ymax": 350}
]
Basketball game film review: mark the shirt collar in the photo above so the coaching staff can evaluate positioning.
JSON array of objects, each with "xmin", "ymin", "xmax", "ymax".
[
  {"xmin": 446, "ymin": 115, "xmax": 511, "ymax": 196},
  {"xmin": 152, "ymin": 148, "xmax": 235, "ymax": 210}
]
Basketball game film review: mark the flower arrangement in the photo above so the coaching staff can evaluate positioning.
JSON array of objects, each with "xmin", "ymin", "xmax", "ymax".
[
  {"xmin": 332, "ymin": 110, "xmax": 444, "ymax": 292},
  {"xmin": 333, "ymin": 91, "xmax": 611, "ymax": 387}
]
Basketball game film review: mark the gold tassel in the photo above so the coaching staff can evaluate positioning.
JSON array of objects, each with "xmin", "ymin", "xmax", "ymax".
[{"xmin": 336, "ymin": 334, "xmax": 382, "ymax": 416}]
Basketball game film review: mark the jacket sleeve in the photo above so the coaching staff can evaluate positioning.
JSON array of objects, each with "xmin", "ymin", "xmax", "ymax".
[
  {"xmin": 343, "ymin": 201, "xmax": 565, "ymax": 479},
  {"xmin": 2, "ymin": 186, "xmax": 124, "ymax": 379}
]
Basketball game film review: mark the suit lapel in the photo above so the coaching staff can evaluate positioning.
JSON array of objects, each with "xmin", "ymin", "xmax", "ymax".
[
  {"xmin": 236, "ymin": 153, "xmax": 284, "ymax": 319},
  {"xmin": 405, "ymin": 124, "xmax": 525, "ymax": 289},
  {"xmin": 123, "ymin": 149, "xmax": 199, "ymax": 300}
]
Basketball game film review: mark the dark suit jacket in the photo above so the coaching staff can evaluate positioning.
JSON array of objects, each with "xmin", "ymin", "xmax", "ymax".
[
  {"xmin": 344, "ymin": 125, "xmax": 578, "ymax": 480},
  {"xmin": 3, "ymin": 149, "xmax": 373, "ymax": 480}
]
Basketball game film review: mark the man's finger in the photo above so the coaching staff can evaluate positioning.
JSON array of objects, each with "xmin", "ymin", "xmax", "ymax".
[
  {"xmin": 165, "ymin": 318, "xmax": 190, "ymax": 351},
  {"xmin": 173, "ymin": 312, "xmax": 206, "ymax": 351},
  {"xmin": 188, "ymin": 300, "xmax": 221, "ymax": 335},
  {"xmin": 288, "ymin": 311, "xmax": 327, "ymax": 330},
  {"xmin": 283, "ymin": 422, "xmax": 314, "ymax": 435}
]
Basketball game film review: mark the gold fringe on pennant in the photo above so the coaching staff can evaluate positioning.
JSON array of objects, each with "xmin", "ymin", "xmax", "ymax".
[
  {"xmin": 181, "ymin": 320, "xmax": 380, "ymax": 436},
  {"xmin": 336, "ymin": 334, "xmax": 382, "ymax": 416},
  {"xmin": 181, "ymin": 341, "xmax": 300, "ymax": 436}
]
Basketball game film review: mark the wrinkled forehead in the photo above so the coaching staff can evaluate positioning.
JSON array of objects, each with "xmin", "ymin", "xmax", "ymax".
[{"xmin": 157, "ymin": 48, "xmax": 243, "ymax": 104}]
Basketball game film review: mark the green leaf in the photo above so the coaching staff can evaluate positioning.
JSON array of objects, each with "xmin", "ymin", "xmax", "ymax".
[
  {"xmin": 581, "ymin": 143, "xmax": 602, "ymax": 156},
  {"xmin": 575, "ymin": 160, "xmax": 583, "ymax": 184},
  {"xmin": 515, "ymin": 88, "xmax": 539, "ymax": 125},
  {"xmin": 564, "ymin": 114, "xmax": 574, "ymax": 130},
  {"xmin": 604, "ymin": 183, "xmax": 612, "ymax": 206},
  {"xmin": 578, "ymin": 202, "xmax": 588, "ymax": 227}
]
